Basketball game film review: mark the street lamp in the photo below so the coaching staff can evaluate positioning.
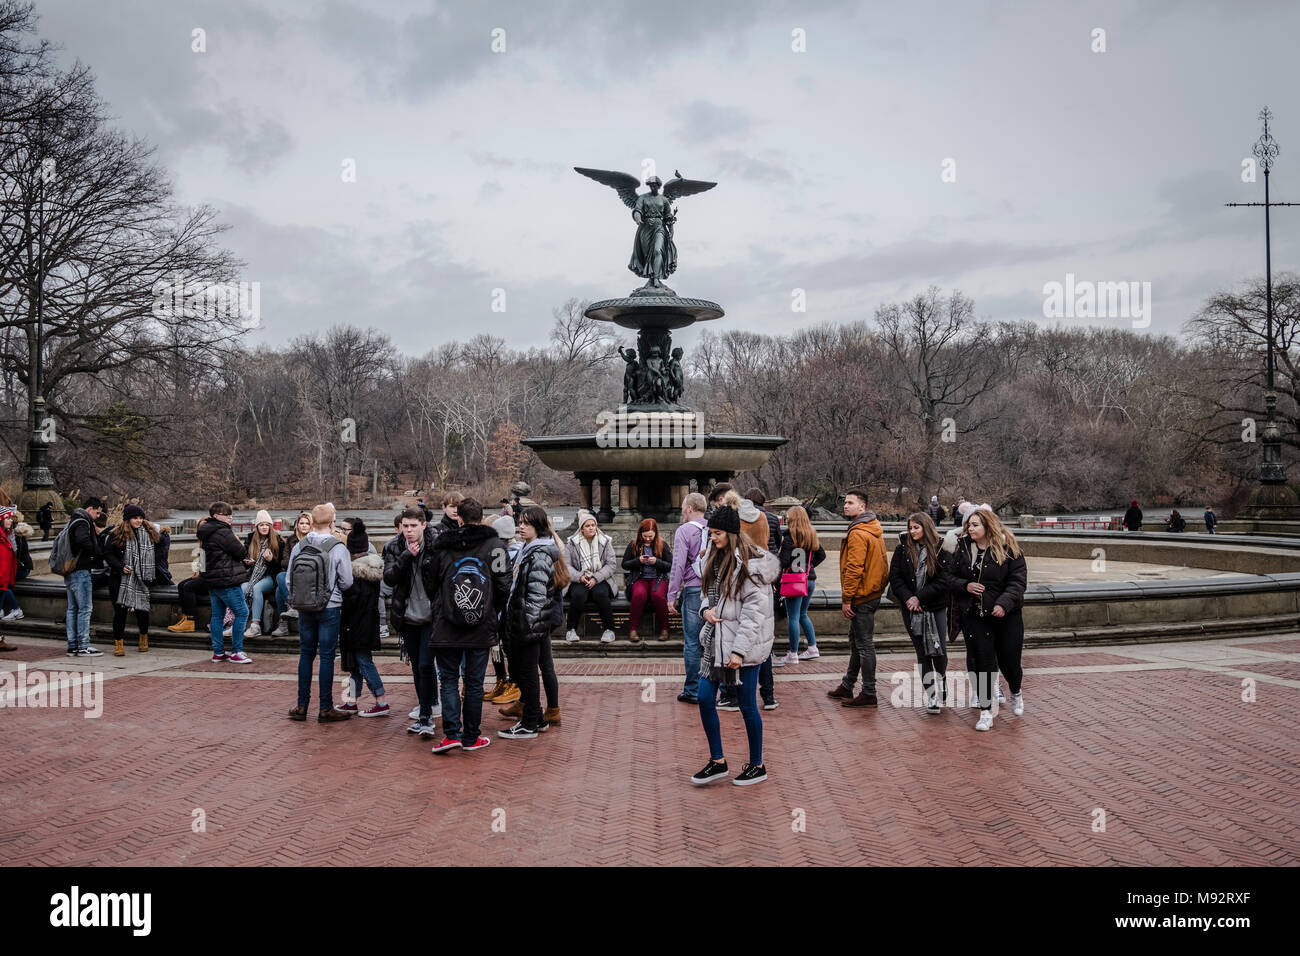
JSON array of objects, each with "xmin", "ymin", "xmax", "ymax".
[{"xmin": 22, "ymin": 154, "xmax": 53, "ymax": 491}]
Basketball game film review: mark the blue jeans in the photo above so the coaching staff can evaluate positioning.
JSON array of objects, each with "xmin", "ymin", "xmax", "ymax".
[
  {"xmin": 679, "ymin": 587, "xmax": 702, "ymax": 698},
  {"xmin": 348, "ymin": 650, "xmax": 386, "ymax": 700},
  {"xmin": 404, "ymin": 624, "xmax": 439, "ymax": 719},
  {"xmin": 209, "ymin": 586, "xmax": 248, "ymax": 654},
  {"xmin": 785, "ymin": 579, "xmax": 816, "ymax": 654},
  {"xmin": 0, "ymin": 589, "xmax": 19, "ymax": 613},
  {"xmin": 65, "ymin": 570, "xmax": 93, "ymax": 651},
  {"xmin": 274, "ymin": 572, "xmax": 289, "ymax": 613},
  {"xmin": 248, "ymin": 576, "xmax": 276, "ymax": 623},
  {"xmin": 298, "ymin": 606, "xmax": 342, "ymax": 711},
  {"xmin": 698, "ymin": 665, "xmax": 762, "ymax": 766},
  {"xmin": 436, "ymin": 647, "xmax": 490, "ymax": 744}
]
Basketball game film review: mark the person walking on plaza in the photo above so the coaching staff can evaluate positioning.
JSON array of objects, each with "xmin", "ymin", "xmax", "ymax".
[
  {"xmin": 286, "ymin": 503, "xmax": 354, "ymax": 721},
  {"xmin": 60, "ymin": 496, "xmax": 105, "ymax": 657},
  {"xmin": 667, "ymin": 492, "xmax": 709, "ymax": 704},
  {"xmin": 429, "ymin": 498, "xmax": 510, "ymax": 753},
  {"xmin": 688, "ymin": 501, "xmax": 780, "ymax": 787},
  {"xmin": 737, "ymin": 493, "xmax": 780, "ymax": 708},
  {"xmin": 484, "ymin": 513, "xmax": 522, "ymax": 705},
  {"xmin": 564, "ymin": 509, "xmax": 618, "ymax": 644},
  {"xmin": 776, "ymin": 505, "xmax": 825, "ymax": 665},
  {"xmin": 1204, "ymin": 506, "xmax": 1218, "ymax": 534},
  {"xmin": 927, "ymin": 495, "xmax": 945, "ymax": 525},
  {"xmin": 384, "ymin": 507, "xmax": 441, "ymax": 735},
  {"xmin": 37, "ymin": 501, "xmax": 53, "ymax": 541},
  {"xmin": 1123, "ymin": 499, "xmax": 1143, "ymax": 532},
  {"xmin": 827, "ymin": 489, "xmax": 888, "ymax": 708},
  {"xmin": 499, "ymin": 506, "xmax": 568, "ymax": 740},
  {"xmin": 949, "ymin": 509, "xmax": 1027, "ymax": 731},
  {"xmin": 890, "ymin": 513, "xmax": 952, "ymax": 714},
  {"xmin": 103, "ymin": 505, "xmax": 161, "ymax": 656},
  {"xmin": 338, "ymin": 521, "xmax": 390, "ymax": 718},
  {"xmin": 243, "ymin": 510, "xmax": 286, "ymax": 638},
  {"xmin": 622, "ymin": 518, "xmax": 673, "ymax": 642},
  {"xmin": 198, "ymin": 502, "xmax": 253, "ymax": 664}
]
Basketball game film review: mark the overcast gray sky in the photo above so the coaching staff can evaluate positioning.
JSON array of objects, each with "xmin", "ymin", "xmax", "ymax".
[{"xmin": 35, "ymin": 0, "xmax": 1300, "ymax": 352}]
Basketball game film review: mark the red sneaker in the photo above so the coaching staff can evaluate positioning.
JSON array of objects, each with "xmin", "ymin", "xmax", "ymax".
[
  {"xmin": 337, "ymin": 701, "xmax": 359, "ymax": 712},
  {"xmin": 431, "ymin": 737, "xmax": 463, "ymax": 754},
  {"xmin": 463, "ymin": 736, "xmax": 491, "ymax": 752},
  {"xmin": 211, "ymin": 652, "xmax": 228, "ymax": 662},
  {"xmin": 359, "ymin": 703, "xmax": 390, "ymax": 718}
]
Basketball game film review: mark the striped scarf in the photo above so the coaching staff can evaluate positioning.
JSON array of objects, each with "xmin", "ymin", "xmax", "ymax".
[{"xmin": 118, "ymin": 526, "xmax": 156, "ymax": 612}]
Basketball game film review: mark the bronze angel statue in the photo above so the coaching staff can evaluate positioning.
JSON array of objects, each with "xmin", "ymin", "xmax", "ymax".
[{"xmin": 575, "ymin": 167, "xmax": 716, "ymax": 291}]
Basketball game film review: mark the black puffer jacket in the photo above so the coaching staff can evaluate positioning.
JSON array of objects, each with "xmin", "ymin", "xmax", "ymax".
[
  {"xmin": 947, "ymin": 534, "xmax": 1028, "ymax": 616},
  {"xmin": 428, "ymin": 523, "xmax": 511, "ymax": 650},
  {"xmin": 197, "ymin": 517, "xmax": 249, "ymax": 589},
  {"xmin": 67, "ymin": 509, "xmax": 102, "ymax": 572},
  {"xmin": 621, "ymin": 539, "xmax": 674, "ymax": 586},
  {"xmin": 506, "ymin": 537, "xmax": 563, "ymax": 645},
  {"xmin": 341, "ymin": 553, "xmax": 384, "ymax": 654},
  {"xmin": 383, "ymin": 526, "xmax": 439, "ymax": 635},
  {"xmin": 888, "ymin": 532, "xmax": 953, "ymax": 613}
]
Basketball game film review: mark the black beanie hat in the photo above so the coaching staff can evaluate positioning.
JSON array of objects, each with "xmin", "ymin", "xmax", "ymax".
[
  {"xmin": 346, "ymin": 527, "xmax": 369, "ymax": 557},
  {"xmin": 707, "ymin": 506, "xmax": 740, "ymax": 534}
]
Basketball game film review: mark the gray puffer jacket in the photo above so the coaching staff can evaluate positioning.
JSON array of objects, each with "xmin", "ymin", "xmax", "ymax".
[
  {"xmin": 566, "ymin": 530, "xmax": 617, "ymax": 593},
  {"xmin": 699, "ymin": 547, "xmax": 780, "ymax": 666}
]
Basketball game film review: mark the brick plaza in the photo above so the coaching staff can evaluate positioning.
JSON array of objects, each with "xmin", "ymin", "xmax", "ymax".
[{"xmin": 1, "ymin": 634, "xmax": 1297, "ymax": 866}]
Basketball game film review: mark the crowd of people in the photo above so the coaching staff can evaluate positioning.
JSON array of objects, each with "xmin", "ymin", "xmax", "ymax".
[{"xmin": 24, "ymin": 482, "xmax": 1043, "ymax": 785}]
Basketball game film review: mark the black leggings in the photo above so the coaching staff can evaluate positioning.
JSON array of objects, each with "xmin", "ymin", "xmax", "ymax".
[
  {"xmin": 903, "ymin": 608, "xmax": 949, "ymax": 688},
  {"xmin": 567, "ymin": 580, "xmax": 615, "ymax": 630},
  {"xmin": 510, "ymin": 634, "xmax": 558, "ymax": 729},
  {"xmin": 964, "ymin": 608, "xmax": 1023, "ymax": 709},
  {"xmin": 113, "ymin": 604, "xmax": 151, "ymax": 641},
  {"xmin": 178, "ymin": 577, "xmax": 209, "ymax": 616}
]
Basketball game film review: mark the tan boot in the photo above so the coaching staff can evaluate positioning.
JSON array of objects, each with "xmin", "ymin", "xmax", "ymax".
[
  {"xmin": 0, "ymin": 637, "xmax": 16, "ymax": 652},
  {"xmin": 138, "ymin": 634, "xmax": 149, "ymax": 653},
  {"xmin": 494, "ymin": 681, "xmax": 521, "ymax": 705},
  {"xmin": 484, "ymin": 679, "xmax": 505, "ymax": 702},
  {"xmin": 114, "ymin": 639, "xmax": 125, "ymax": 657},
  {"xmin": 167, "ymin": 615, "xmax": 195, "ymax": 633},
  {"xmin": 543, "ymin": 706, "xmax": 561, "ymax": 726},
  {"xmin": 500, "ymin": 698, "xmax": 523, "ymax": 719}
]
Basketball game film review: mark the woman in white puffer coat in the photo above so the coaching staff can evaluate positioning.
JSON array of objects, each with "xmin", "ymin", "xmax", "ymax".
[{"xmin": 689, "ymin": 502, "xmax": 780, "ymax": 788}]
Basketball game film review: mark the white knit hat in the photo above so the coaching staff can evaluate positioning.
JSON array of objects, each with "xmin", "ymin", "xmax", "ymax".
[{"xmin": 255, "ymin": 509, "xmax": 273, "ymax": 526}]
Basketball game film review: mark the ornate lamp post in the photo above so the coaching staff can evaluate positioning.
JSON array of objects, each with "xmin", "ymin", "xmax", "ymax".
[
  {"xmin": 1229, "ymin": 107, "xmax": 1300, "ymax": 520},
  {"xmin": 22, "ymin": 156, "xmax": 54, "ymax": 492}
]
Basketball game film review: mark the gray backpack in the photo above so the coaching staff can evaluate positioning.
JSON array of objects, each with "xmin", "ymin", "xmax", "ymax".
[
  {"xmin": 49, "ymin": 516, "xmax": 88, "ymax": 576},
  {"xmin": 288, "ymin": 537, "xmax": 343, "ymax": 612}
]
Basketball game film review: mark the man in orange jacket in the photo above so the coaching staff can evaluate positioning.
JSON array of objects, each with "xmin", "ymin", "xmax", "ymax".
[{"xmin": 828, "ymin": 489, "xmax": 888, "ymax": 707}]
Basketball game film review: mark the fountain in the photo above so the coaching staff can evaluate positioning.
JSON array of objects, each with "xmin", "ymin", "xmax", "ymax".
[{"xmin": 522, "ymin": 166, "xmax": 787, "ymax": 527}]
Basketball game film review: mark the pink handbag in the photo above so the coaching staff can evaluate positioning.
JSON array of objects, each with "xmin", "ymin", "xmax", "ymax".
[{"xmin": 779, "ymin": 546, "xmax": 810, "ymax": 598}]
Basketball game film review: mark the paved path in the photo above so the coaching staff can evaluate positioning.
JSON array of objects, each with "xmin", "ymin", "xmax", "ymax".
[{"xmin": 1, "ymin": 634, "xmax": 1297, "ymax": 866}]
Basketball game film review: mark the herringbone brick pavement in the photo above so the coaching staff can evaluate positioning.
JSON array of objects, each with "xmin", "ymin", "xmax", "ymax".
[{"xmin": 1, "ymin": 635, "xmax": 1297, "ymax": 866}]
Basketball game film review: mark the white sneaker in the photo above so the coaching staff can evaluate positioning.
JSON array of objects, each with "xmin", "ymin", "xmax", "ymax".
[
  {"xmin": 429, "ymin": 702, "xmax": 441, "ymax": 719},
  {"xmin": 780, "ymin": 651, "xmax": 799, "ymax": 666},
  {"xmin": 271, "ymin": 621, "xmax": 289, "ymax": 637},
  {"xmin": 222, "ymin": 627, "xmax": 233, "ymax": 639},
  {"xmin": 3, "ymin": 608, "xmax": 22, "ymax": 621},
  {"xmin": 1011, "ymin": 692, "xmax": 1024, "ymax": 716},
  {"xmin": 283, "ymin": 608, "xmax": 298, "ymax": 619},
  {"xmin": 975, "ymin": 711, "xmax": 994, "ymax": 732},
  {"xmin": 565, "ymin": 629, "xmax": 580, "ymax": 642},
  {"xmin": 599, "ymin": 630, "xmax": 615, "ymax": 643},
  {"xmin": 245, "ymin": 622, "xmax": 261, "ymax": 638},
  {"xmin": 798, "ymin": 646, "xmax": 819, "ymax": 660},
  {"xmin": 997, "ymin": 685, "xmax": 1006, "ymax": 703},
  {"xmin": 408, "ymin": 707, "xmax": 420, "ymax": 720},
  {"xmin": 379, "ymin": 625, "xmax": 389, "ymax": 639}
]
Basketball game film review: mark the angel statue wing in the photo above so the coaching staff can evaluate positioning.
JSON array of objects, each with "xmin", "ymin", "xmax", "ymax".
[
  {"xmin": 574, "ymin": 167, "xmax": 642, "ymax": 209},
  {"xmin": 663, "ymin": 176, "xmax": 717, "ymax": 202}
]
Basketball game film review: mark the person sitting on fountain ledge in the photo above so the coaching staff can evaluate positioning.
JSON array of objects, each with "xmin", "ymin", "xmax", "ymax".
[{"xmin": 564, "ymin": 509, "xmax": 618, "ymax": 644}]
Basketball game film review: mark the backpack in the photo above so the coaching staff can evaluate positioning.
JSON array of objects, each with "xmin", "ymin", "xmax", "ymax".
[
  {"xmin": 444, "ymin": 554, "xmax": 490, "ymax": 627},
  {"xmin": 49, "ymin": 516, "xmax": 88, "ymax": 576},
  {"xmin": 288, "ymin": 537, "xmax": 343, "ymax": 612}
]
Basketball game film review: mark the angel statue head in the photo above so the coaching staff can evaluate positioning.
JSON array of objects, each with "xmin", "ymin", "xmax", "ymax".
[{"xmin": 645, "ymin": 175, "xmax": 662, "ymax": 192}]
